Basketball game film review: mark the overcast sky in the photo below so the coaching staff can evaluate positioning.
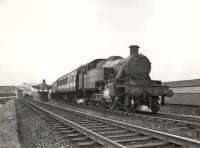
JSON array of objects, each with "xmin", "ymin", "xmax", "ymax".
[{"xmin": 1, "ymin": 0, "xmax": 200, "ymax": 85}]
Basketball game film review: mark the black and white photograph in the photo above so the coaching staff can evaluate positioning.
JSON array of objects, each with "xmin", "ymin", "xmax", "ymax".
[{"xmin": 0, "ymin": 0, "xmax": 200, "ymax": 147}]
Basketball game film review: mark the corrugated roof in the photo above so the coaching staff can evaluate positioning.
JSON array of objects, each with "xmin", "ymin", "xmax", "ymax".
[{"xmin": 164, "ymin": 79, "xmax": 200, "ymax": 87}]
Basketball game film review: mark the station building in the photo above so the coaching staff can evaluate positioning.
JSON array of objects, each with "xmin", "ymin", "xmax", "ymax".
[
  {"xmin": 164, "ymin": 79, "xmax": 200, "ymax": 106},
  {"xmin": 0, "ymin": 86, "xmax": 17, "ymax": 98}
]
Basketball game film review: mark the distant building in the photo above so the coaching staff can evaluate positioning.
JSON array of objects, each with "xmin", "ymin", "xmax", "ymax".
[
  {"xmin": 0, "ymin": 86, "xmax": 18, "ymax": 97},
  {"xmin": 164, "ymin": 79, "xmax": 200, "ymax": 106}
]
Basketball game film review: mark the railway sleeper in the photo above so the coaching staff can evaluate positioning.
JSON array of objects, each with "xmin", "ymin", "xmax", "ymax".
[
  {"xmin": 107, "ymin": 132, "xmax": 138, "ymax": 139},
  {"xmin": 109, "ymin": 133, "xmax": 140, "ymax": 140},
  {"xmin": 50, "ymin": 123, "xmax": 64, "ymax": 126},
  {"xmin": 89, "ymin": 127, "xmax": 117, "ymax": 132},
  {"xmin": 71, "ymin": 137, "xmax": 92, "ymax": 143},
  {"xmin": 80, "ymin": 120, "xmax": 100, "ymax": 123},
  {"xmin": 53, "ymin": 125, "xmax": 68, "ymax": 128},
  {"xmin": 59, "ymin": 118, "xmax": 78, "ymax": 122},
  {"xmin": 62, "ymin": 133, "xmax": 84, "ymax": 139},
  {"xmin": 166, "ymin": 120, "xmax": 176, "ymax": 125},
  {"xmin": 84, "ymin": 125, "xmax": 110, "ymax": 129},
  {"xmin": 45, "ymin": 119, "xmax": 60, "ymax": 123},
  {"xmin": 70, "ymin": 119, "xmax": 92, "ymax": 122},
  {"xmin": 76, "ymin": 141, "xmax": 101, "ymax": 148},
  {"xmin": 47, "ymin": 121, "xmax": 61, "ymax": 125},
  {"xmin": 71, "ymin": 120, "xmax": 95, "ymax": 124},
  {"xmin": 60, "ymin": 130, "xmax": 77, "ymax": 135},
  {"xmin": 79, "ymin": 122, "xmax": 103, "ymax": 126},
  {"xmin": 115, "ymin": 136, "xmax": 152, "ymax": 144},
  {"xmin": 72, "ymin": 117, "xmax": 90, "ymax": 120},
  {"xmin": 44, "ymin": 118, "xmax": 57, "ymax": 122},
  {"xmin": 98, "ymin": 129, "xmax": 127, "ymax": 135},
  {"xmin": 128, "ymin": 141, "xmax": 172, "ymax": 148},
  {"xmin": 77, "ymin": 121, "xmax": 99, "ymax": 124},
  {"xmin": 58, "ymin": 127, "xmax": 72, "ymax": 130},
  {"xmin": 153, "ymin": 118, "xmax": 164, "ymax": 122},
  {"xmin": 176, "ymin": 122, "xmax": 187, "ymax": 127}
]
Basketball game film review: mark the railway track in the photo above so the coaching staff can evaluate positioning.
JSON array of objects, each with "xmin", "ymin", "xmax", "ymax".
[
  {"xmin": 137, "ymin": 111, "xmax": 200, "ymax": 124},
  {"xmin": 47, "ymin": 100, "xmax": 200, "ymax": 140},
  {"xmin": 98, "ymin": 108, "xmax": 200, "ymax": 140},
  {"xmin": 23, "ymin": 99, "xmax": 200, "ymax": 148}
]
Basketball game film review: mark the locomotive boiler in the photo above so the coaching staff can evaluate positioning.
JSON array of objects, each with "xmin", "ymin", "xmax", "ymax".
[{"xmin": 51, "ymin": 45, "xmax": 173, "ymax": 113}]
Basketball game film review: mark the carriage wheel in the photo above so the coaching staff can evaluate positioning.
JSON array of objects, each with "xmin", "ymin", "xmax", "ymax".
[{"xmin": 151, "ymin": 99, "xmax": 160, "ymax": 113}]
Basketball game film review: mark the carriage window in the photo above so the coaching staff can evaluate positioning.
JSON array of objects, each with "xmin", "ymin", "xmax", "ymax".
[
  {"xmin": 66, "ymin": 77, "xmax": 68, "ymax": 84},
  {"xmin": 73, "ymin": 75, "xmax": 76, "ymax": 82},
  {"xmin": 72, "ymin": 75, "xmax": 74, "ymax": 83},
  {"xmin": 70, "ymin": 76, "xmax": 73, "ymax": 84}
]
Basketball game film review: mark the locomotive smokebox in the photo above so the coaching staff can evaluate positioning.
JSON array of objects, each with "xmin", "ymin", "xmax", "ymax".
[
  {"xmin": 127, "ymin": 45, "xmax": 151, "ymax": 79},
  {"xmin": 129, "ymin": 45, "xmax": 139, "ymax": 56}
]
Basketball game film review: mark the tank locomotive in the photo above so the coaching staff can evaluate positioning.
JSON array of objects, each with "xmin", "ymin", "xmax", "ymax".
[
  {"xmin": 51, "ymin": 45, "xmax": 173, "ymax": 113},
  {"xmin": 33, "ymin": 80, "xmax": 50, "ymax": 102}
]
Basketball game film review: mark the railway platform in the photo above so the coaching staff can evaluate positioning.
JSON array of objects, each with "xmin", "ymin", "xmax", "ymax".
[{"xmin": 0, "ymin": 99, "xmax": 21, "ymax": 148}]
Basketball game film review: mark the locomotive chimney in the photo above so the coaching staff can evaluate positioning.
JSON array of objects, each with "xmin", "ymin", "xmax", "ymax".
[
  {"xmin": 43, "ymin": 79, "xmax": 46, "ymax": 84},
  {"xmin": 129, "ymin": 45, "xmax": 139, "ymax": 56}
]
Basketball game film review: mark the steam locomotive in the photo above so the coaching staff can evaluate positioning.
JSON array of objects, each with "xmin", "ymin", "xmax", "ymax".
[
  {"xmin": 51, "ymin": 45, "xmax": 173, "ymax": 113},
  {"xmin": 33, "ymin": 80, "xmax": 51, "ymax": 102}
]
